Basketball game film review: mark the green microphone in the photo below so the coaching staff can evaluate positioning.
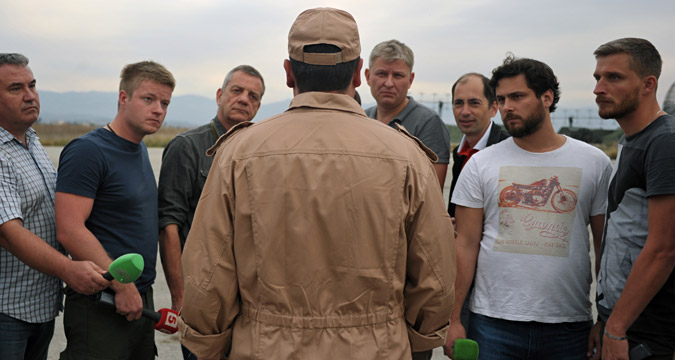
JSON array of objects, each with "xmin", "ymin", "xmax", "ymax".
[
  {"xmin": 102, "ymin": 253, "xmax": 144, "ymax": 284},
  {"xmin": 453, "ymin": 338, "xmax": 479, "ymax": 360}
]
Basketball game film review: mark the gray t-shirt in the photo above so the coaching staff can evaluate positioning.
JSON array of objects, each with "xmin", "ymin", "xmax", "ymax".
[
  {"xmin": 365, "ymin": 96, "xmax": 450, "ymax": 163},
  {"xmin": 597, "ymin": 114, "xmax": 675, "ymax": 337}
]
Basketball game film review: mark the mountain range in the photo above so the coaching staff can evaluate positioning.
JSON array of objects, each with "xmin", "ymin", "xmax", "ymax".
[
  {"xmin": 37, "ymin": 90, "xmax": 294, "ymax": 128},
  {"xmin": 36, "ymin": 90, "xmax": 617, "ymax": 132}
]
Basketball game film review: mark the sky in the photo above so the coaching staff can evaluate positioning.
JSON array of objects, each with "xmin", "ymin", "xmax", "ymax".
[{"xmin": 2, "ymin": 0, "xmax": 674, "ymax": 111}]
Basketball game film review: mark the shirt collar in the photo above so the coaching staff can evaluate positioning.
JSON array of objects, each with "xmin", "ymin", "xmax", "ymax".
[
  {"xmin": 391, "ymin": 96, "xmax": 417, "ymax": 124},
  {"xmin": 211, "ymin": 116, "xmax": 228, "ymax": 136},
  {"xmin": 457, "ymin": 121, "xmax": 494, "ymax": 152},
  {"xmin": 0, "ymin": 125, "xmax": 36, "ymax": 146},
  {"xmin": 288, "ymin": 92, "xmax": 367, "ymax": 117}
]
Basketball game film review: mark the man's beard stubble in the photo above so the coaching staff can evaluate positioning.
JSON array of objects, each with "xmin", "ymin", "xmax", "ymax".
[
  {"xmin": 597, "ymin": 86, "xmax": 640, "ymax": 120},
  {"xmin": 504, "ymin": 101, "xmax": 547, "ymax": 138}
]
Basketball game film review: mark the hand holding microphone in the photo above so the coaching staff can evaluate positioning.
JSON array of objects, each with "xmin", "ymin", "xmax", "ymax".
[
  {"xmin": 62, "ymin": 260, "xmax": 110, "ymax": 295},
  {"xmin": 444, "ymin": 320, "xmax": 477, "ymax": 360},
  {"xmin": 452, "ymin": 339, "xmax": 479, "ymax": 360},
  {"xmin": 65, "ymin": 253, "xmax": 144, "ymax": 297},
  {"xmin": 97, "ymin": 291, "xmax": 178, "ymax": 334},
  {"xmin": 103, "ymin": 253, "xmax": 145, "ymax": 321},
  {"xmin": 443, "ymin": 321, "xmax": 479, "ymax": 360}
]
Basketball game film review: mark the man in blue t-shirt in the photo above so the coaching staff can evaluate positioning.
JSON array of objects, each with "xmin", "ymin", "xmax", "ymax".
[
  {"xmin": 594, "ymin": 38, "xmax": 675, "ymax": 359},
  {"xmin": 55, "ymin": 61, "xmax": 175, "ymax": 359}
]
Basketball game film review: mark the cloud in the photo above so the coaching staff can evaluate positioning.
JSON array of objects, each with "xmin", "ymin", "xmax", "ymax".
[{"xmin": 2, "ymin": 0, "xmax": 673, "ymax": 108}]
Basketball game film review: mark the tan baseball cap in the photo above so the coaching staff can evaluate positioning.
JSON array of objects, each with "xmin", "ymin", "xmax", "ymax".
[{"xmin": 288, "ymin": 7, "xmax": 360, "ymax": 66}]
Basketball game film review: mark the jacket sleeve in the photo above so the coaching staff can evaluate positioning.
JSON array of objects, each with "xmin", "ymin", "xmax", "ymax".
[
  {"xmin": 158, "ymin": 135, "xmax": 198, "ymax": 231},
  {"xmin": 404, "ymin": 161, "xmax": 457, "ymax": 352},
  {"xmin": 178, "ymin": 148, "xmax": 239, "ymax": 359}
]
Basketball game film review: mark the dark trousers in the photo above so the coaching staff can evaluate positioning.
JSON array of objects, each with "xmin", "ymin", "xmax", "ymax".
[
  {"xmin": 60, "ymin": 288, "xmax": 156, "ymax": 360},
  {"xmin": 181, "ymin": 345, "xmax": 196, "ymax": 360},
  {"xmin": 599, "ymin": 321, "xmax": 675, "ymax": 360}
]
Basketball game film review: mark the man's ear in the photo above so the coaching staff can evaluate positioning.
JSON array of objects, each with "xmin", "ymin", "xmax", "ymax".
[
  {"xmin": 489, "ymin": 101, "xmax": 498, "ymax": 117},
  {"xmin": 541, "ymin": 89, "xmax": 554, "ymax": 110},
  {"xmin": 352, "ymin": 58, "xmax": 363, "ymax": 88},
  {"xmin": 118, "ymin": 90, "xmax": 129, "ymax": 110},
  {"xmin": 642, "ymin": 75, "xmax": 658, "ymax": 96},
  {"xmin": 284, "ymin": 59, "xmax": 295, "ymax": 89}
]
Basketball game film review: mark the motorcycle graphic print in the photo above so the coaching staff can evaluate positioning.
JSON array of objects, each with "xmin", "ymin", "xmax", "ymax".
[
  {"xmin": 499, "ymin": 176, "xmax": 578, "ymax": 213},
  {"xmin": 495, "ymin": 167, "xmax": 581, "ymax": 257}
]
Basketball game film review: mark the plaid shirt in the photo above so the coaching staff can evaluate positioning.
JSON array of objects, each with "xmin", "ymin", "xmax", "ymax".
[{"xmin": 0, "ymin": 126, "xmax": 63, "ymax": 323}]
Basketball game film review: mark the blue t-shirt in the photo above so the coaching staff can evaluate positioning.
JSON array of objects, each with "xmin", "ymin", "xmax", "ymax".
[{"xmin": 56, "ymin": 128, "xmax": 157, "ymax": 292}]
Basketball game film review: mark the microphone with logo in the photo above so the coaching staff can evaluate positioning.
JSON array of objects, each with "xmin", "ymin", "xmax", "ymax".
[
  {"xmin": 453, "ymin": 338, "xmax": 479, "ymax": 360},
  {"xmin": 96, "ymin": 254, "xmax": 179, "ymax": 334},
  {"xmin": 142, "ymin": 306, "xmax": 179, "ymax": 334},
  {"xmin": 96, "ymin": 291, "xmax": 179, "ymax": 334},
  {"xmin": 102, "ymin": 253, "xmax": 145, "ymax": 284}
]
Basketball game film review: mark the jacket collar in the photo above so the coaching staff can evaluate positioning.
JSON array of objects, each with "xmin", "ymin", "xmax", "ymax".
[
  {"xmin": 457, "ymin": 121, "xmax": 494, "ymax": 152},
  {"xmin": 288, "ymin": 92, "xmax": 367, "ymax": 117}
]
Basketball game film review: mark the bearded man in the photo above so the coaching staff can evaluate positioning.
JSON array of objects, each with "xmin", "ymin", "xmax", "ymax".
[{"xmin": 444, "ymin": 56, "xmax": 612, "ymax": 360}]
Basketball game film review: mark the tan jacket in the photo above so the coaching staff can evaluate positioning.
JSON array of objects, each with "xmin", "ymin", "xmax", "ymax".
[{"xmin": 179, "ymin": 92, "xmax": 456, "ymax": 359}]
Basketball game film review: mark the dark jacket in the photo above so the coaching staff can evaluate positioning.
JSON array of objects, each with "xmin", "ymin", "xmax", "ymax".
[{"xmin": 447, "ymin": 122, "xmax": 510, "ymax": 216}]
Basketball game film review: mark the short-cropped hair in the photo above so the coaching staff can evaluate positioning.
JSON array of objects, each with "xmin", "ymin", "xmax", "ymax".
[
  {"xmin": 119, "ymin": 61, "xmax": 176, "ymax": 97},
  {"xmin": 290, "ymin": 44, "xmax": 360, "ymax": 93},
  {"xmin": 222, "ymin": 65, "xmax": 266, "ymax": 98},
  {"xmin": 0, "ymin": 53, "xmax": 29, "ymax": 67},
  {"xmin": 368, "ymin": 39, "xmax": 414, "ymax": 71},
  {"xmin": 594, "ymin": 37, "xmax": 662, "ymax": 79}
]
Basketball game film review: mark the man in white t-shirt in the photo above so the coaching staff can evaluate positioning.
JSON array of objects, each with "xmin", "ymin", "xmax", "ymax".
[{"xmin": 444, "ymin": 55, "xmax": 612, "ymax": 360}]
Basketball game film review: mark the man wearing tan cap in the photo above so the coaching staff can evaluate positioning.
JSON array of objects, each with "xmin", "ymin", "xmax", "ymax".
[{"xmin": 178, "ymin": 7, "xmax": 456, "ymax": 360}]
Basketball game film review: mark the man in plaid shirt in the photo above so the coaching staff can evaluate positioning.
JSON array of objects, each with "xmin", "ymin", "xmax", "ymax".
[{"xmin": 0, "ymin": 53, "xmax": 109, "ymax": 360}]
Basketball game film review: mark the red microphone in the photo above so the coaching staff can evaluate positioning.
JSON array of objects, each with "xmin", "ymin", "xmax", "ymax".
[{"xmin": 142, "ymin": 308, "xmax": 179, "ymax": 334}]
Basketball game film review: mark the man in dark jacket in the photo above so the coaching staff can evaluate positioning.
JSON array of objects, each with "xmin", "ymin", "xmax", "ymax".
[
  {"xmin": 447, "ymin": 73, "xmax": 509, "ymax": 338},
  {"xmin": 448, "ymin": 73, "xmax": 509, "ymax": 218}
]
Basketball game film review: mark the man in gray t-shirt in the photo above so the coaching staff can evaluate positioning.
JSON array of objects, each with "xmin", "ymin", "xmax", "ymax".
[
  {"xmin": 364, "ymin": 39, "xmax": 450, "ymax": 188},
  {"xmin": 594, "ymin": 37, "xmax": 675, "ymax": 359}
]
